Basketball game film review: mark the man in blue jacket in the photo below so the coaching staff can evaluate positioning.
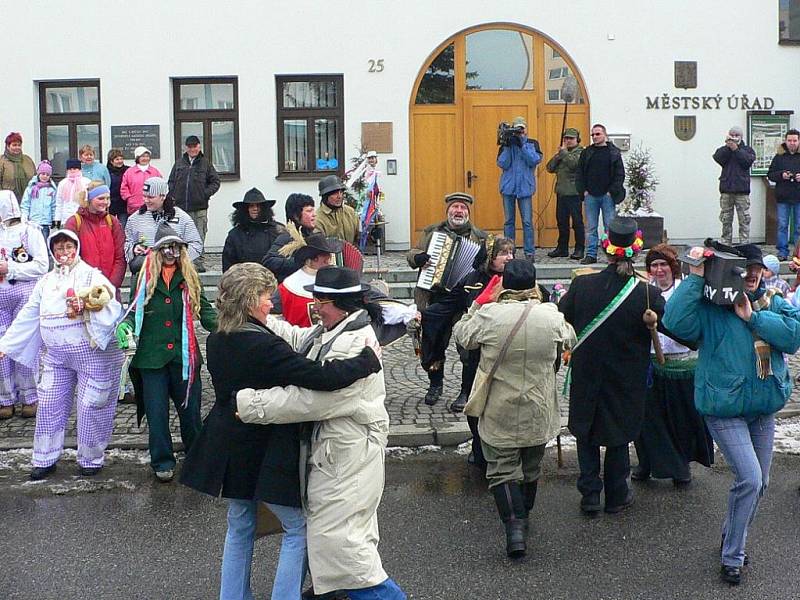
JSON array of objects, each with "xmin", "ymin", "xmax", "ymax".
[
  {"xmin": 497, "ymin": 116, "xmax": 541, "ymax": 261},
  {"xmin": 664, "ymin": 243, "xmax": 800, "ymax": 586}
]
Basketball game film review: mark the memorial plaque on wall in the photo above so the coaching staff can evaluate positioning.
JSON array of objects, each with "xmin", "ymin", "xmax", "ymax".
[
  {"xmin": 674, "ymin": 61, "xmax": 697, "ymax": 89},
  {"xmin": 110, "ymin": 125, "xmax": 161, "ymax": 159},
  {"xmin": 361, "ymin": 122, "xmax": 393, "ymax": 153}
]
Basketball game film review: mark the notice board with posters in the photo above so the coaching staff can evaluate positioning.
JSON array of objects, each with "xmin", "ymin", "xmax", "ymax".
[
  {"xmin": 748, "ymin": 112, "xmax": 793, "ymax": 176},
  {"xmin": 110, "ymin": 125, "xmax": 161, "ymax": 160}
]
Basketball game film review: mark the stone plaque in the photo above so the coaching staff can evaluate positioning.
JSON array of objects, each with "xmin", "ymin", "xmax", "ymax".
[
  {"xmin": 361, "ymin": 122, "xmax": 393, "ymax": 153},
  {"xmin": 674, "ymin": 61, "xmax": 697, "ymax": 89},
  {"xmin": 110, "ymin": 125, "xmax": 161, "ymax": 159}
]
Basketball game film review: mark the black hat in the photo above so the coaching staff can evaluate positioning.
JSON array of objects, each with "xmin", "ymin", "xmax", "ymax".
[
  {"xmin": 502, "ymin": 259, "xmax": 536, "ymax": 291},
  {"xmin": 233, "ymin": 187, "xmax": 276, "ymax": 209},
  {"xmin": 303, "ymin": 265, "xmax": 370, "ymax": 294},
  {"xmin": 185, "ymin": 135, "xmax": 201, "ymax": 146},
  {"xmin": 152, "ymin": 221, "xmax": 187, "ymax": 251},
  {"xmin": 603, "ymin": 217, "xmax": 643, "ymax": 257},
  {"xmin": 66, "ymin": 158, "xmax": 81, "ymax": 170},
  {"xmin": 293, "ymin": 233, "xmax": 342, "ymax": 264},
  {"xmin": 734, "ymin": 244, "xmax": 767, "ymax": 269},
  {"xmin": 318, "ymin": 175, "xmax": 346, "ymax": 197},
  {"xmin": 285, "ymin": 193, "xmax": 315, "ymax": 224}
]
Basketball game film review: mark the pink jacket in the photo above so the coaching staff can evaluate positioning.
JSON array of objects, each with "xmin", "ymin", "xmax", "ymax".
[{"xmin": 120, "ymin": 164, "xmax": 162, "ymax": 214}]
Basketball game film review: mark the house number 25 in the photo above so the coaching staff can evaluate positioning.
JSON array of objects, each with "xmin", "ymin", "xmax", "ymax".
[{"xmin": 368, "ymin": 59, "xmax": 385, "ymax": 73}]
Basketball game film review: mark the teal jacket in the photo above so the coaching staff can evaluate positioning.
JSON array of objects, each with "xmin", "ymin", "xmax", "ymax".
[
  {"xmin": 125, "ymin": 268, "xmax": 217, "ymax": 370},
  {"xmin": 664, "ymin": 274, "xmax": 800, "ymax": 418}
]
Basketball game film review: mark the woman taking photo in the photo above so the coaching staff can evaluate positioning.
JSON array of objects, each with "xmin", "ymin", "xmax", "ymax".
[
  {"xmin": 180, "ymin": 262, "xmax": 381, "ymax": 600},
  {"xmin": 664, "ymin": 244, "xmax": 800, "ymax": 586},
  {"xmin": 237, "ymin": 266, "xmax": 406, "ymax": 600},
  {"xmin": 632, "ymin": 244, "xmax": 714, "ymax": 486}
]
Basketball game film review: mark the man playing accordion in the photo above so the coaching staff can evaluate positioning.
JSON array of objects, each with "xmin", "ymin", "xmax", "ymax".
[{"xmin": 407, "ymin": 192, "xmax": 488, "ymax": 406}]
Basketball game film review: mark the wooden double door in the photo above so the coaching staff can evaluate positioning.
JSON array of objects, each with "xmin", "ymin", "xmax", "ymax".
[{"xmin": 410, "ymin": 25, "xmax": 590, "ymax": 248}]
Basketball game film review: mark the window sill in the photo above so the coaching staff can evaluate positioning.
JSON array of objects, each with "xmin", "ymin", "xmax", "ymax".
[
  {"xmin": 219, "ymin": 173, "xmax": 240, "ymax": 182},
  {"xmin": 275, "ymin": 172, "xmax": 341, "ymax": 181}
]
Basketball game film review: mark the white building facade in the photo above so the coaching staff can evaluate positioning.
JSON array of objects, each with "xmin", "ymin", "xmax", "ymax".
[{"xmin": 3, "ymin": 0, "xmax": 799, "ymax": 249}]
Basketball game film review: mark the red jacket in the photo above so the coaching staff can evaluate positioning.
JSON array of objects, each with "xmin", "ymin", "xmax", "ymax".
[{"xmin": 64, "ymin": 207, "xmax": 127, "ymax": 289}]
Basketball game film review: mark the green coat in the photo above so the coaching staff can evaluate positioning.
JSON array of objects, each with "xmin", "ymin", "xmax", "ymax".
[
  {"xmin": 545, "ymin": 145, "xmax": 583, "ymax": 196},
  {"xmin": 126, "ymin": 268, "xmax": 217, "ymax": 370}
]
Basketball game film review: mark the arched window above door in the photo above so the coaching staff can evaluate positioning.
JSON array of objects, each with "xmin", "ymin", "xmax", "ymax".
[
  {"xmin": 415, "ymin": 43, "xmax": 455, "ymax": 104},
  {"xmin": 465, "ymin": 29, "xmax": 533, "ymax": 90}
]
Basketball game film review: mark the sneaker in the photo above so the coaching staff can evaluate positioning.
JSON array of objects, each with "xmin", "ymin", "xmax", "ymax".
[
  {"xmin": 0, "ymin": 405, "xmax": 14, "ymax": 420},
  {"xmin": 155, "ymin": 469, "xmax": 174, "ymax": 482},
  {"xmin": 79, "ymin": 466, "xmax": 102, "ymax": 477},
  {"xmin": 423, "ymin": 385, "xmax": 443, "ymax": 406},
  {"xmin": 547, "ymin": 248, "xmax": 569, "ymax": 258},
  {"xmin": 30, "ymin": 464, "xmax": 57, "ymax": 480},
  {"xmin": 580, "ymin": 255, "xmax": 597, "ymax": 265},
  {"xmin": 20, "ymin": 402, "xmax": 37, "ymax": 418}
]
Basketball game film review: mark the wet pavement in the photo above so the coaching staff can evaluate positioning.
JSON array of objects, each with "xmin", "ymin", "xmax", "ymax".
[{"xmin": 2, "ymin": 446, "xmax": 800, "ymax": 599}]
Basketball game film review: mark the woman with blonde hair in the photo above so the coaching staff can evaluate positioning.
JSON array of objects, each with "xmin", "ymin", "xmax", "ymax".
[
  {"xmin": 116, "ymin": 221, "xmax": 215, "ymax": 482},
  {"xmin": 181, "ymin": 262, "xmax": 380, "ymax": 600}
]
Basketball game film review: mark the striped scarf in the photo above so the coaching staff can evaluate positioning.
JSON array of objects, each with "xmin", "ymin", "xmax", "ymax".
[{"xmin": 750, "ymin": 287, "xmax": 776, "ymax": 379}]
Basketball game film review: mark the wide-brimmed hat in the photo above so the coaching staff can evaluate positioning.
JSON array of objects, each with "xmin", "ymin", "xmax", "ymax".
[
  {"xmin": 318, "ymin": 175, "xmax": 346, "ymax": 197},
  {"xmin": 233, "ymin": 187, "xmax": 276, "ymax": 209},
  {"xmin": 152, "ymin": 221, "xmax": 187, "ymax": 251},
  {"xmin": 602, "ymin": 217, "xmax": 643, "ymax": 258},
  {"xmin": 293, "ymin": 233, "xmax": 342, "ymax": 264},
  {"xmin": 303, "ymin": 265, "xmax": 370, "ymax": 294}
]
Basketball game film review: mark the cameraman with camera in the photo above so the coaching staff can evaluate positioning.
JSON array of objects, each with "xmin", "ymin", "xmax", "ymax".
[
  {"xmin": 712, "ymin": 126, "xmax": 756, "ymax": 246},
  {"xmin": 767, "ymin": 129, "xmax": 800, "ymax": 260},
  {"xmin": 496, "ymin": 116, "xmax": 541, "ymax": 261}
]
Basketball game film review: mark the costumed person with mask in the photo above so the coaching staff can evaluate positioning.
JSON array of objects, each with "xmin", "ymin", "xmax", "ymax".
[
  {"xmin": 632, "ymin": 244, "xmax": 714, "ymax": 487},
  {"xmin": 454, "ymin": 259, "xmax": 575, "ymax": 559},
  {"xmin": 315, "ymin": 175, "xmax": 359, "ymax": 244},
  {"xmin": 0, "ymin": 132, "xmax": 36, "ymax": 201},
  {"xmin": 116, "ymin": 222, "xmax": 216, "ymax": 482},
  {"xmin": 275, "ymin": 233, "xmax": 341, "ymax": 327},
  {"xmin": 263, "ymin": 193, "xmax": 318, "ymax": 283},
  {"xmin": 54, "ymin": 159, "xmax": 91, "ymax": 227},
  {"xmin": 20, "ymin": 160, "xmax": 57, "ymax": 241},
  {"xmin": 222, "ymin": 188, "xmax": 286, "ymax": 272},
  {"xmin": 407, "ymin": 192, "xmax": 488, "ymax": 406},
  {"xmin": 0, "ymin": 229, "xmax": 123, "ymax": 478},
  {"xmin": 180, "ymin": 263, "xmax": 382, "ymax": 600},
  {"xmin": 0, "ymin": 190, "xmax": 49, "ymax": 419},
  {"xmin": 558, "ymin": 217, "xmax": 665, "ymax": 515},
  {"xmin": 64, "ymin": 182, "xmax": 127, "ymax": 293},
  {"xmin": 237, "ymin": 266, "xmax": 406, "ymax": 600},
  {"xmin": 664, "ymin": 243, "xmax": 800, "ymax": 586}
]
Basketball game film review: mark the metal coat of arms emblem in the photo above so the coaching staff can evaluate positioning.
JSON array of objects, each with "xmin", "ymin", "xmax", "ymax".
[{"xmin": 674, "ymin": 115, "xmax": 696, "ymax": 141}]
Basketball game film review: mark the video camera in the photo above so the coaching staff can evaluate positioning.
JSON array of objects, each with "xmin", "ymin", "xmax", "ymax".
[
  {"xmin": 497, "ymin": 122, "xmax": 525, "ymax": 146},
  {"xmin": 679, "ymin": 239, "xmax": 746, "ymax": 306}
]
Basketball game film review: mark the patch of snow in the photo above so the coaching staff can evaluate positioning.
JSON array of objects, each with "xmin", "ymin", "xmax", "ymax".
[
  {"xmin": 385, "ymin": 445, "xmax": 441, "ymax": 458},
  {"xmin": 774, "ymin": 417, "xmax": 800, "ymax": 455}
]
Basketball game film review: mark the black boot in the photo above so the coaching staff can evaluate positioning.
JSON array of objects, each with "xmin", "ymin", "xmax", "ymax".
[
  {"xmin": 491, "ymin": 483, "xmax": 527, "ymax": 558},
  {"xmin": 450, "ymin": 391, "xmax": 469, "ymax": 413},
  {"xmin": 569, "ymin": 247, "xmax": 584, "ymax": 260},
  {"xmin": 547, "ymin": 247, "xmax": 569, "ymax": 258},
  {"xmin": 424, "ymin": 384, "xmax": 443, "ymax": 406},
  {"xmin": 522, "ymin": 480, "xmax": 538, "ymax": 536}
]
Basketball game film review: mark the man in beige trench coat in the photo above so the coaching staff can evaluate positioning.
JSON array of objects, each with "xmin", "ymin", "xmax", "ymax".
[{"xmin": 454, "ymin": 259, "xmax": 576, "ymax": 560}]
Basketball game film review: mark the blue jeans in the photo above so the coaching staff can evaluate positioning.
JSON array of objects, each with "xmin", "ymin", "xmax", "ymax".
[
  {"xmin": 704, "ymin": 414, "xmax": 775, "ymax": 568},
  {"xmin": 502, "ymin": 194, "xmax": 535, "ymax": 256},
  {"xmin": 776, "ymin": 202, "xmax": 800, "ymax": 257},
  {"xmin": 220, "ymin": 499, "xmax": 307, "ymax": 600},
  {"xmin": 347, "ymin": 578, "xmax": 407, "ymax": 600},
  {"xmin": 584, "ymin": 193, "xmax": 616, "ymax": 258}
]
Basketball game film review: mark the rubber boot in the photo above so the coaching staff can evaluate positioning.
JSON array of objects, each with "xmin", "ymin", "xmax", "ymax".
[
  {"xmin": 522, "ymin": 480, "xmax": 538, "ymax": 536},
  {"xmin": 491, "ymin": 482, "xmax": 527, "ymax": 558}
]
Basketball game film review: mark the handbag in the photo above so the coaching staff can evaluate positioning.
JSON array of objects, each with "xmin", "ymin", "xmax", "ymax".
[{"xmin": 464, "ymin": 301, "xmax": 534, "ymax": 417}]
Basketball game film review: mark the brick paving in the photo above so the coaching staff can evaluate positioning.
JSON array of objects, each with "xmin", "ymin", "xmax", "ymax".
[{"xmin": 2, "ymin": 246, "xmax": 799, "ymax": 449}]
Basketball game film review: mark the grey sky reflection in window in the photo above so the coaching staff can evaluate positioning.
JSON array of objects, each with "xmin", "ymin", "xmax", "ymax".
[{"xmin": 465, "ymin": 30, "xmax": 533, "ymax": 90}]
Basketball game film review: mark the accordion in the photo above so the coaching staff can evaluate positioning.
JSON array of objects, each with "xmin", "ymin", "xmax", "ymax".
[
  {"xmin": 329, "ymin": 238, "xmax": 364, "ymax": 273},
  {"xmin": 417, "ymin": 231, "xmax": 482, "ymax": 291}
]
